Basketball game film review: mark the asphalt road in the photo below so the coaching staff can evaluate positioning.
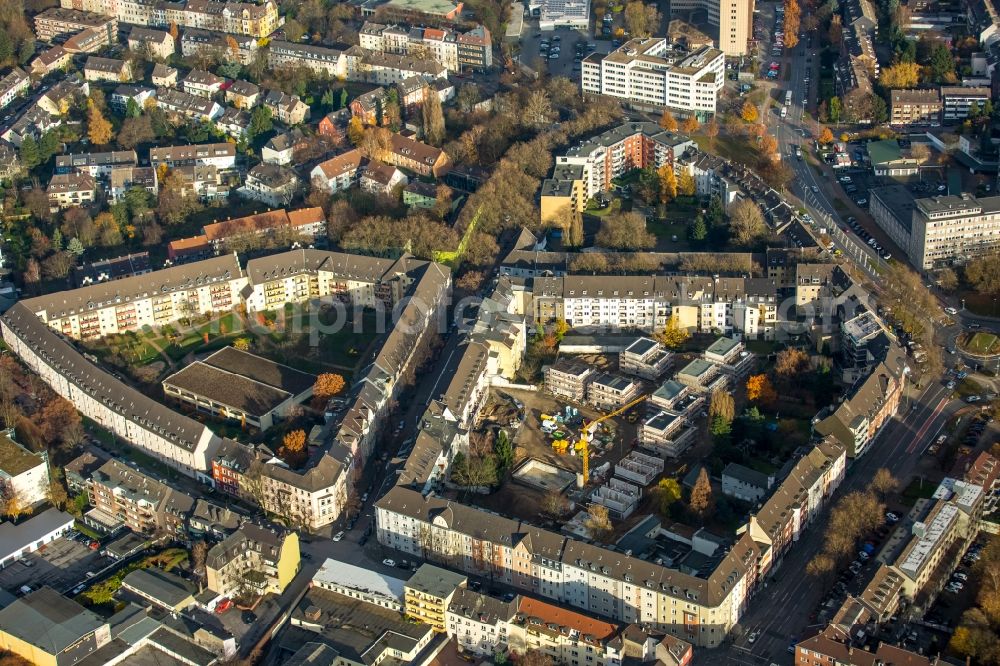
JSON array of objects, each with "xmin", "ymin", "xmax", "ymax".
[{"xmin": 702, "ymin": 379, "xmax": 958, "ymax": 665}]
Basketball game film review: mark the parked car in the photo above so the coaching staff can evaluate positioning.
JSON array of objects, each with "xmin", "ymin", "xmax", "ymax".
[
  {"xmin": 886, "ymin": 512, "xmax": 900, "ymax": 523},
  {"xmin": 944, "ymin": 307, "xmax": 958, "ymax": 315},
  {"xmin": 332, "ymin": 531, "xmax": 345, "ymax": 542},
  {"xmin": 215, "ymin": 598, "xmax": 233, "ymax": 613},
  {"xmin": 382, "ymin": 559, "xmax": 396, "ymax": 567}
]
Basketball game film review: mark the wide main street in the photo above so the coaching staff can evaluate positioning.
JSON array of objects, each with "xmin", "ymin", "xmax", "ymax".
[{"xmin": 704, "ymin": 379, "xmax": 957, "ymax": 665}]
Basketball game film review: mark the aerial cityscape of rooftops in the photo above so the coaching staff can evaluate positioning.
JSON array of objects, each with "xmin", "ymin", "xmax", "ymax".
[{"xmin": 1, "ymin": 0, "xmax": 1000, "ymax": 663}]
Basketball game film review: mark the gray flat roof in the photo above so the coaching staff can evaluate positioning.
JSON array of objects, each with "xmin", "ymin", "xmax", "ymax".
[
  {"xmin": 0, "ymin": 587, "xmax": 105, "ymax": 655},
  {"xmin": 121, "ymin": 568, "xmax": 196, "ymax": 609},
  {"xmin": 678, "ymin": 358, "xmax": 714, "ymax": 378},
  {"xmin": 705, "ymin": 337, "xmax": 740, "ymax": 357},
  {"xmin": 0, "ymin": 509, "xmax": 74, "ymax": 564},
  {"xmin": 406, "ymin": 563, "xmax": 467, "ymax": 598}
]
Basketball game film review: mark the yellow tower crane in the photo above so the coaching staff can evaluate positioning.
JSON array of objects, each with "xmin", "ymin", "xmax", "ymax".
[{"xmin": 574, "ymin": 394, "xmax": 648, "ymax": 484}]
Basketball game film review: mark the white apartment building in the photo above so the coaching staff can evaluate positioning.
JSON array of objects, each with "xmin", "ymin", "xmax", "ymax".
[
  {"xmin": 532, "ymin": 275, "xmax": 779, "ymax": 339},
  {"xmin": 0, "ymin": 68, "xmax": 29, "ymax": 110},
  {"xmin": 20, "ymin": 254, "xmax": 246, "ymax": 340},
  {"xmin": 150, "ymin": 143, "xmax": 236, "ymax": 170},
  {"xmin": 0, "ymin": 430, "xmax": 50, "ymax": 508},
  {"xmin": 669, "ymin": 0, "xmax": 755, "ymax": 55},
  {"xmin": 908, "ymin": 193, "xmax": 1000, "ymax": 269},
  {"xmin": 267, "ymin": 40, "xmax": 347, "ymax": 77},
  {"xmin": 582, "ymin": 41, "xmax": 725, "ymax": 116},
  {"xmin": 0, "ymin": 304, "xmax": 222, "ymax": 477},
  {"xmin": 941, "ymin": 86, "xmax": 991, "ymax": 122}
]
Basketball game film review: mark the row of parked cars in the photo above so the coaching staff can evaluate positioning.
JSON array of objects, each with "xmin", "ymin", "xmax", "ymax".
[{"xmin": 843, "ymin": 215, "xmax": 892, "ymax": 260}]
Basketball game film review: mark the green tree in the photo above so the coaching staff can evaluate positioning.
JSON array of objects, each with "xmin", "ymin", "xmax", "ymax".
[
  {"xmin": 19, "ymin": 136, "xmax": 39, "ymax": 170},
  {"xmin": 494, "ymin": 431, "xmax": 514, "ymax": 475},
  {"xmin": 652, "ymin": 478, "xmax": 682, "ymax": 516},
  {"xmin": 248, "ymin": 106, "xmax": 273, "ymax": 140},
  {"xmin": 51, "ymin": 228, "xmax": 63, "ymax": 251},
  {"xmin": 829, "ymin": 96, "xmax": 842, "ymax": 123},
  {"xmin": 710, "ymin": 414, "xmax": 732, "ymax": 440},
  {"xmin": 321, "ymin": 89, "xmax": 334, "ymax": 109},
  {"xmin": 688, "ymin": 214, "xmax": 707, "ymax": 242},
  {"xmin": 0, "ymin": 31, "xmax": 12, "ymax": 64},
  {"xmin": 66, "ymin": 237, "xmax": 85, "ymax": 256},
  {"xmin": 38, "ymin": 132, "xmax": 59, "ymax": 163},
  {"xmin": 339, "ymin": 88, "xmax": 348, "ymax": 110},
  {"xmin": 927, "ymin": 42, "xmax": 955, "ymax": 82},
  {"xmin": 125, "ymin": 98, "xmax": 142, "ymax": 118}
]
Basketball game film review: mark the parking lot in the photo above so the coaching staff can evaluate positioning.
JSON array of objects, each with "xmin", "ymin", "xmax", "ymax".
[
  {"xmin": 517, "ymin": 23, "xmax": 610, "ymax": 79},
  {"xmin": 0, "ymin": 535, "xmax": 104, "ymax": 595}
]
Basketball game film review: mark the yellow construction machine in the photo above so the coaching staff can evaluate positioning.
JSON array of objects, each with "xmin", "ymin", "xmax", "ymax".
[{"xmin": 573, "ymin": 394, "xmax": 648, "ymax": 483}]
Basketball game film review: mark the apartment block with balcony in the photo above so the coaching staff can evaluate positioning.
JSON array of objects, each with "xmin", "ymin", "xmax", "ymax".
[
  {"xmin": 404, "ymin": 564, "xmax": 468, "ymax": 632},
  {"xmin": 206, "ymin": 524, "xmax": 299, "ymax": 601},
  {"xmin": 375, "ymin": 484, "xmax": 762, "ymax": 648},
  {"xmin": 703, "ymin": 336, "xmax": 754, "ymax": 378},
  {"xmin": 35, "ymin": 7, "xmax": 116, "ymax": 42},
  {"xmin": 639, "ymin": 409, "xmax": 697, "ymax": 458},
  {"xmin": 85, "ymin": 459, "xmax": 194, "ymax": 536},
  {"xmin": 581, "ymin": 40, "xmax": 725, "ymax": 115},
  {"xmin": 889, "ymin": 88, "xmax": 941, "ymax": 127},
  {"xmin": 544, "ymin": 359, "xmax": 594, "ymax": 402},
  {"xmin": 587, "ymin": 372, "xmax": 641, "ymax": 411},
  {"xmin": 941, "ymin": 86, "xmax": 991, "ymax": 122},
  {"xmin": 620, "ymin": 337, "xmax": 674, "ymax": 380},
  {"xmin": 549, "ymin": 122, "xmax": 695, "ymax": 203}
]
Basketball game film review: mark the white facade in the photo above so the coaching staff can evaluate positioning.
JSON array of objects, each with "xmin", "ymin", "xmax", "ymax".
[
  {"xmin": 0, "ymin": 433, "xmax": 50, "ymax": 507},
  {"xmin": 582, "ymin": 41, "xmax": 725, "ymax": 115},
  {"xmin": 1, "ymin": 308, "xmax": 221, "ymax": 477},
  {"xmin": 909, "ymin": 194, "xmax": 1000, "ymax": 269},
  {"xmin": 0, "ymin": 68, "xmax": 29, "ymax": 109}
]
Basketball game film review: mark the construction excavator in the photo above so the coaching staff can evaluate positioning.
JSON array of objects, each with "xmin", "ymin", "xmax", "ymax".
[{"xmin": 573, "ymin": 394, "xmax": 648, "ymax": 484}]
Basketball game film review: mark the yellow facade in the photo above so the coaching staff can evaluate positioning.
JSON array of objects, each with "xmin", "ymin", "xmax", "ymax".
[
  {"xmin": 671, "ymin": 305, "xmax": 700, "ymax": 332},
  {"xmin": 405, "ymin": 588, "xmax": 448, "ymax": 632},
  {"xmin": 0, "ymin": 632, "xmax": 58, "ymax": 666},
  {"xmin": 540, "ymin": 177, "xmax": 585, "ymax": 226},
  {"xmin": 275, "ymin": 531, "xmax": 300, "ymax": 592}
]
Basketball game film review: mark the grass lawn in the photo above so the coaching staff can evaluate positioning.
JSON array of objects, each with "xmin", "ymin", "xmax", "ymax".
[
  {"xmin": 962, "ymin": 290, "xmax": 1000, "ymax": 318},
  {"xmin": 648, "ymin": 220, "xmax": 686, "ymax": 239},
  {"xmin": 693, "ymin": 135, "xmax": 749, "ymax": 164},
  {"xmin": 955, "ymin": 377, "xmax": 984, "ymax": 398},
  {"xmin": 901, "ymin": 477, "xmax": 938, "ymax": 506},
  {"xmin": 966, "ymin": 331, "xmax": 1000, "ymax": 355},
  {"xmin": 747, "ymin": 339, "xmax": 779, "ymax": 355}
]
